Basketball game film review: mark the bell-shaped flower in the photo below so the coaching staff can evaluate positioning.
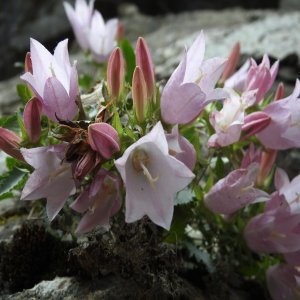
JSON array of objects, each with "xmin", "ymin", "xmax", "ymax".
[
  {"xmin": 88, "ymin": 122, "xmax": 120, "ymax": 159},
  {"xmin": 275, "ymin": 168, "xmax": 300, "ymax": 213},
  {"xmin": 132, "ymin": 66, "xmax": 148, "ymax": 123},
  {"xmin": 21, "ymin": 145, "xmax": 76, "ymax": 221},
  {"xmin": 63, "ymin": 0, "xmax": 94, "ymax": 50},
  {"xmin": 23, "ymin": 97, "xmax": 43, "ymax": 143},
  {"xmin": 244, "ymin": 192, "xmax": 300, "ymax": 253},
  {"xmin": 107, "ymin": 47, "xmax": 125, "ymax": 100},
  {"xmin": 71, "ymin": 169, "xmax": 121, "ymax": 233},
  {"xmin": 204, "ymin": 163, "xmax": 269, "ymax": 215},
  {"xmin": 161, "ymin": 31, "xmax": 228, "ymax": 125},
  {"xmin": 267, "ymin": 264, "xmax": 300, "ymax": 300},
  {"xmin": 257, "ymin": 80, "xmax": 300, "ymax": 150},
  {"xmin": 115, "ymin": 122, "xmax": 195, "ymax": 230},
  {"xmin": 20, "ymin": 39, "xmax": 79, "ymax": 122},
  {"xmin": 0, "ymin": 128, "xmax": 23, "ymax": 161},
  {"xmin": 242, "ymin": 111, "xmax": 271, "ymax": 138},
  {"xmin": 136, "ymin": 37, "xmax": 155, "ymax": 98},
  {"xmin": 165, "ymin": 125, "xmax": 196, "ymax": 171},
  {"xmin": 225, "ymin": 55, "xmax": 279, "ymax": 105},
  {"xmin": 88, "ymin": 11, "xmax": 118, "ymax": 63},
  {"xmin": 208, "ymin": 89, "xmax": 257, "ymax": 147}
]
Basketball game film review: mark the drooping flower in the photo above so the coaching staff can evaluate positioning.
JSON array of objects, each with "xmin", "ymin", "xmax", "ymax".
[
  {"xmin": 204, "ymin": 163, "xmax": 269, "ymax": 215},
  {"xmin": 115, "ymin": 122, "xmax": 195, "ymax": 230},
  {"xmin": 21, "ymin": 39, "xmax": 79, "ymax": 122},
  {"xmin": 267, "ymin": 264, "xmax": 300, "ymax": 300},
  {"xmin": 225, "ymin": 54, "xmax": 279, "ymax": 105},
  {"xmin": 165, "ymin": 125, "xmax": 196, "ymax": 171},
  {"xmin": 23, "ymin": 97, "xmax": 43, "ymax": 143},
  {"xmin": 161, "ymin": 31, "xmax": 228, "ymax": 125},
  {"xmin": 256, "ymin": 80, "xmax": 300, "ymax": 150},
  {"xmin": 244, "ymin": 192, "xmax": 300, "ymax": 253},
  {"xmin": 88, "ymin": 122, "xmax": 120, "ymax": 159},
  {"xmin": 63, "ymin": 0, "xmax": 95, "ymax": 50},
  {"xmin": 208, "ymin": 89, "xmax": 257, "ymax": 147},
  {"xmin": 88, "ymin": 11, "xmax": 118, "ymax": 63},
  {"xmin": 71, "ymin": 169, "xmax": 121, "ymax": 233},
  {"xmin": 21, "ymin": 145, "xmax": 75, "ymax": 221},
  {"xmin": 0, "ymin": 128, "xmax": 23, "ymax": 161}
]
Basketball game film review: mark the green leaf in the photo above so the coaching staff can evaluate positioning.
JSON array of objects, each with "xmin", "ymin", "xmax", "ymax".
[
  {"xmin": 175, "ymin": 188, "xmax": 195, "ymax": 205},
  {"xmin": 0, "ymin": 114, "xmax": 20, "ymax": 131},
  {"xmin": 78, "ymin": 74, "xmax": 93, "ymax": 90},
  {"xmin": 215, "ymin": 156, "xmax": 224, "ymax": 180},
  {"xmin": 0, "ymin": 167, "xmax": 27, "ymax": 197},
  {"xmin": 204, "ymin": 167, "xmax": 214, "ymax": 193},
  {"xmin": 124, "ymin": 128, "xmax": 137, "ymax": 141},
  {"xmin": 112, "ymin": 106, "xmax": 123, "ymax": 135},
  {"xmin": 16, "ymin": 84, "xmax": 32, "ymax": 103},
  {"xmin": 119, "ymin": 39, "xmax": 135, "ymax": 83},
  {"xmin": 17, "ymin": 113, "xmax": 28, "ymax": 139}
]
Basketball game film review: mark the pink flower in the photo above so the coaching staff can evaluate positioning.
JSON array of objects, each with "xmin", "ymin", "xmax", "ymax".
[
  {"xmin": 225, "ymin": 55, "xmax": 279, "ymax": 105},
  {"xmin": 88, "ymin": 11, "xmax": 118, "ymax": 63},
  {"xmin": 161, "ymin": 31, "xmax": 228, "ymax": 125},
  {"xmin": 244, "ymin": 192, "xmax": 300, "ymax": 253},
  {"xmin": 63, "ymin": 0, "xmax": 94, "ymax": 50},
  {"xmin": 21, "ymin": 39, "xmax": 79, "ymax": 122},
  {"xmin": 257, "ymin": 80, "xmax": 300, "ymax": 150},
  {"xmin": 267, "ymin": 264, "xmax": 300, "ymax": 300},
  {"xmin": 71, "ymin": 169, "xmax": 121, "ymax": 233},
  {"xmin": 204, "ymin": 163, "xmax": 269, "ymax": 215},
  {"xmin": 240, "ymin": 143, "xmax": 262, "ymax": 169},
  {"xmin": 165, "ymin": 125, "xmax": 196, "ymax": 171},
  {"xmin": 21, "ymin": 145, "xmax": 75, "ymax": 221},
  {"xmin": 208, "ymin": 89, "xmax": 257, "ymax": 147},
  {"xmin": 0, "ymin": 128, "xmax": 23, "ymax": 161},
  {"xmin": 88, "ymin": 123, "xmax": 120, "ymax": 159},
  {"xmin": 115, "ymin": 122, "xmax": 195, "ymax": 230},
  {"xmin": 23, "ymin": 97, "xmax": 43, "ymax": 143}
]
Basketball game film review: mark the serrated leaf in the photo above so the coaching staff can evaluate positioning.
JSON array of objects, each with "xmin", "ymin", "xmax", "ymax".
[
  {"xmin": 119, "ymin": 39, "xmax": 135, "ymax": 83},
  {"xmin": 175, "ymin": 188, "xmax": 195, "ymax": 205},
  {"xmin": 0, "ymin": 168, "xmax": 27, "ymax": 196},
  {"xmin": 16, "ymin": 84, "xmax": 32, "ymax": 104},
  {"xmin": 185, "ymin": 241, "xmax": 215, "ymax": 273}
]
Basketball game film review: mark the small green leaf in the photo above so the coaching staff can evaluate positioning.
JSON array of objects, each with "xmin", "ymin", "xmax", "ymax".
[
  {"xmin": 0, "ymin": 167, "xmax": 27, "ymax": 197},
  {"xmin": 215, "ymin": 156, "xmax": 224, "ymax": 180},
  {"xmin": 119, "ymin": 39, "xmax": 135, "ymax": 83},
  {"xmin": 0, "ymin": 114, "xmax": 20, "ymax": 131},
  {"xmin": 112, "ymin": 106, "xmax": 123, "ymax": 135},
  {"xmin": 78, "ymin": 74, "xmax": 93, "ymax": 90},
  {"xmin": 124, "ymin": 128, "xmax": 136, "ymax": 141},
  {"xmin": 16, "ymin": 84, "xmax": 32, "ymax": 103},
  {"xmin": 175, "ymin": 188, "xmax": 195, "ymax": 205},
  {"xmin": 17, "ymin": 113, "xmax": 28, "ymax": 139},
  {"xmin": 204, "ymin": 167, "xmax": 214, "ymax": 193}
]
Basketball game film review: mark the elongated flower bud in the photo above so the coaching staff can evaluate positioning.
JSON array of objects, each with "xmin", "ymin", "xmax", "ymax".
[
  {"xmin": 23, "ymin": 97, "xmax": 42, "ymax": 143},
  {"xmin": 107, "ymin": 47, "xmax": 125, "ymax": 101},
  {"xmin": 257, "ymin": 148, "xmax": 277, "ymax": 186},
  {"xmin": 136, "ymin": 37, "xmax": 155, "ymax": 98},
  {"xmin": 132, "ymin": 66, "xmax": 147, "ymax": 123},
  {"xmin": 74, "ymin": 150, "xmax": 97, "ymax": 181},
  {"xmin": 242, "ymin": 111, "xmax": 271, "ymax": 138},
  {"xmin": 25, "ymin": 52, "xmax": 33, "ymax": 74},
  {"xmin": 88, "ymin": 123, "xmax": 120, "ymax": 159},
  {"xmin": 220, "ymin": 42, "xmax": 240, "ymax": 83},
  {"xmin": 274, "ymin": 82, "xmax": 284, "ymax": 101},
  {"xmin": 0, "ymin": 128, "xmax": 23, "ymax": 161}
]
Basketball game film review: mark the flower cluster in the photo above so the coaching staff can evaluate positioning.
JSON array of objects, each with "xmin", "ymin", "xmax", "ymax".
[{"xmin": 1, "ymin": 2, "xmax": 300, "ymax": 299}]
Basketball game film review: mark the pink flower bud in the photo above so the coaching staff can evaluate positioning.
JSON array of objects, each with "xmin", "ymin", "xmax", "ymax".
[
  {"xmin": 25, "ymin": 52, "xmax": 33, "ymax": 74},
  {"xmin": 132, "ymin": 66, "xmax": 147, "ymax": 123},
  {"xmin": 135, "ymin": 37, "xmax": 155, "ymax": 98},
  {"xmin": 0, "ymin": 128, "xmax": 23, "ymax": 161},
  {"xmin": 274, "ymin": 82, "xmax": 284, "ymax": 101},
  {"xmin": 107, "ymin": 47, "xmax": 125, "ymax": 100},
  {"xmin": 88, "ymin": 123, "xmax": 120, "ymax": 159},
  {"xmin": 257, "ymin": 148, "xmax": 277, "ymax": 186},
  {"xmin": 242, "ymin": 111, "xmax": 271, "ymax": 138},
  {"xmin": 73, "ymin": 150, "xmax": 99, "ymax": 181},
  {"xmin": 220, "ymin": 42, "xmax": 240, "ymax": 83},
  {"xmin": 23, "ymin": 97, "xmax": 43, "ymax": 143}
]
